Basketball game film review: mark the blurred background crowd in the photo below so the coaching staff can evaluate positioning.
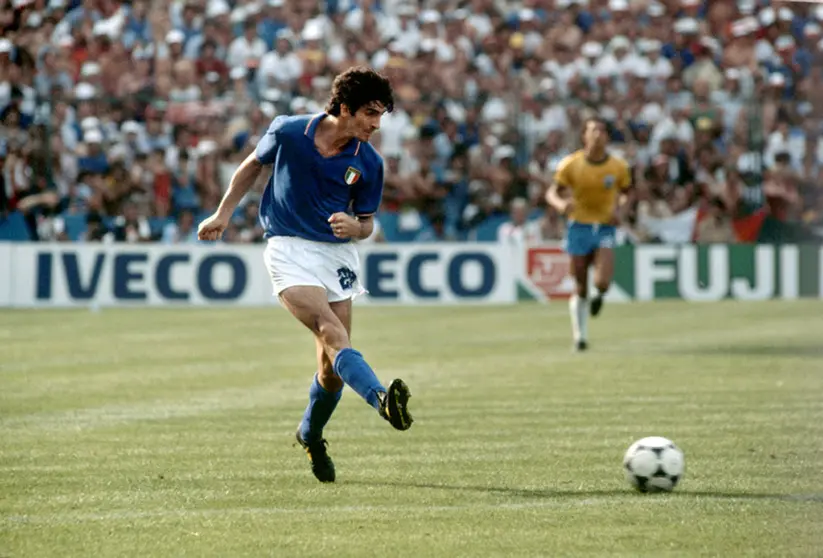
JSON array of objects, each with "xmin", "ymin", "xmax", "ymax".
[{"xmin": 1, "ymin": 0, "xmax": 822, "ymax": 245}]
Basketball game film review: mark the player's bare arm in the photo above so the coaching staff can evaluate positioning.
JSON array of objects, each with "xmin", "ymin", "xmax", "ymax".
[
  {"xmin": 198, "ymin": 151, "xmax": 264, "ymax": 241},
  {"xmin": 546, "ymin": 181, "xmax": 573, "ymax": 217},
  {"xmin": 612, "ymin": 189, "xmax": 633, "ymax": 225}
]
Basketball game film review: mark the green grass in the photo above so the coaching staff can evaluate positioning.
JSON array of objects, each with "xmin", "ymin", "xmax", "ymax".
[{"xmin": 1, "ymin": 301, "xmax": 822, "ymax": 557}]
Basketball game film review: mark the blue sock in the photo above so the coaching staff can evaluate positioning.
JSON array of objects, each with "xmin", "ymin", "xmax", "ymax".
[
  {"xmin": 333, "ymin": 348, "xmax": 385, "ymax": 410},
  {"xmin": 299, "ymin": 373, "xmax": 343, "ymax": 443}
]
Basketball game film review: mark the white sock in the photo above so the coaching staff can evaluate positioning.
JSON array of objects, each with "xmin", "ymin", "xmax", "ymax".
[{"xmin": 569, "ymin": 295, "xmax": 588, "ymax": 342}]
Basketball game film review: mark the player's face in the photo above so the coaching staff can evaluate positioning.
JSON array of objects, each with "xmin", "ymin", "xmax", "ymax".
[
  {"xmin": 348, "ymin": 102, "xmax": 386, "ymax": 141},
  {"xmin": 583, "ymin": 121, "xmax": 608, "ymax": 151}
]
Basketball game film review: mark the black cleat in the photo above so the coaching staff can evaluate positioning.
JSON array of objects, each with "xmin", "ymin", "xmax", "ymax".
[
  {"xmin": 295, "ymin": 430, "xmax": 335, "ymax": 483},
  {"xmin": 574, "ymin": 340, "xmax": 588, "ymax": 352},
  {"xmin": 378, "ymin": 379, "xmax": 413, "ymax": 431},
  {"xmin": 590, "ymin": 294, "xmax": 604, "ymax": 317}
]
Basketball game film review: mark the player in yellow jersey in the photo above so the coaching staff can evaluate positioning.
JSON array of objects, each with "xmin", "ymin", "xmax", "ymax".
[{"xmin": 546, "ymin": 116, "xmax": 632, "ymax": 351}]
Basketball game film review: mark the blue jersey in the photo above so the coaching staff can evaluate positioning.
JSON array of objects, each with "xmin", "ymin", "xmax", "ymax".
[{"xmin": 254, "ymin": 113, "xmax": 384, "ymax": 243}]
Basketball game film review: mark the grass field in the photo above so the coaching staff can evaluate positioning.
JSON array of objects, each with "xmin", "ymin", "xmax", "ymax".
[{"xmin": 1, "ymin": 301, "xmax": 822, "ymax": 557}]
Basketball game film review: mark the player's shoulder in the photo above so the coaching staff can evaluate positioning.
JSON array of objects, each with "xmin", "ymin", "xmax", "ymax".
[
  {"xmin": 357, "ymin": 140, "xmax": 384, "ymax": 170},
  {"xmin": 265, "ymin": 113, "xmax": 315, "ymax": 137},
  {"xmin": 557, "ymin": 150, "xmax": 584, "ymax": 170}
]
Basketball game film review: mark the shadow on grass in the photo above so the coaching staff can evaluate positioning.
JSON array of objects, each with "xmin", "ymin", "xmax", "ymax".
[{"xmin": 343, "ymin": 480, "xmax": 823, "ymax": 503}]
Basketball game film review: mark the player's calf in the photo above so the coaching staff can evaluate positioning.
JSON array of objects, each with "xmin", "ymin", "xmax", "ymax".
[
  {"xmin": 298, "ymin": 372, "xmax": 342, "ymax": 450},
  {"xmin": 332, "ymin": 347, "xmax": 388, "ymax": 409},
  {"xmin": 569, "ymin": 273, "xmax": 590, "ymax": 348},
  {"xmin": 592, "ymin": 244, "xmax": 614, "ymax": 318},
  {"xmin": 590, "ymin": 282, "xmax": 609, "ymax": 318},
  {"xmin": 590, "ymin": 292, "xmax": 605, "ymax": 318}
]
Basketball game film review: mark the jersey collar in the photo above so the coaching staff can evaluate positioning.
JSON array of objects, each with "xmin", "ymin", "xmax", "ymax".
[{"xmin": 304, "ymin": 112, "xmax": 361, "ymax": 157}]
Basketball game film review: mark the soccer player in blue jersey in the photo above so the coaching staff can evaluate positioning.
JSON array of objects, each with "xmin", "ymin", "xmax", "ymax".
[{"xmin": 197, "ymin": 67, "xmax": 413, "ymax": 483}]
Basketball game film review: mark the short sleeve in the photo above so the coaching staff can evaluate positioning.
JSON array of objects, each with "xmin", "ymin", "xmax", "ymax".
[
  {"xmin": 255, "ymin": 116, "xmax": 287, "ymax": 165},
  {"xmin": 352, "ymin": 159, "xmax": 384, "ymax": 217},
  {"xmin": 553, "ymin": 154, "xmax": 575, "ymax": 188}
]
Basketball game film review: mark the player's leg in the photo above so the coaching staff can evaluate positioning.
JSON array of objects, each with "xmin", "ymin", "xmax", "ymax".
[
  {"xmin": 590, "ymin": 226, "xmax": 617, "ymax": 317},
  {"xmin": 280, "ymin": 286, "xmax": 381, "ymax": 404},
  {"xmin": 281, "ymin": 287, "xmax": 412, "ymax": 430},
  {"xmin": 324, "ymin": 296, "xmax": 413, "ymax": 432},
  {"xmin": 590, "ymin": 247, "xmax": 614, "ymax": 317},
  {"xmin": 569, "ymin": 253, "xmax": 594, "ymax": 351},
  {"xmin": 294, "ymin": 299, "xmax": 350, "ymax": 483},
  {"xmin": 296, "ymin": 302, "xmax": 349, "ymax": 449},
  {"xmin": 565, "ymin": 223, "xmax": 595, "ymax": 351}
]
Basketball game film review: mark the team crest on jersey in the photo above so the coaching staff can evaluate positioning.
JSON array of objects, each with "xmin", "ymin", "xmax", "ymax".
[
  {"xmin": 603, "ymin": 175, "xmax": 616, "ymax": 189},
  {"xmin": 344, "ymin": 167, "xmax": 361, "ymax": 185}
]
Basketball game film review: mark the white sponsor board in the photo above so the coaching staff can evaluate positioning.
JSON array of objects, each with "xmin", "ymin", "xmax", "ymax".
[
  {"xmin": 3, "ymin": 242, "xmax": 820, "ymax": 307},
  {"xmin": 7, "ymin": 243, "xmax": 273, "ymax": 308},
  {"xmin": 2, "ymin": 243, "xmax": 516, "ymax": 307}
]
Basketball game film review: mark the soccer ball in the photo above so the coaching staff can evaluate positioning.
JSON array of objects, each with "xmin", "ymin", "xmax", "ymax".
[{"xmin": 623, "ymin": 436, "xmax": 684, "ymax": 493}]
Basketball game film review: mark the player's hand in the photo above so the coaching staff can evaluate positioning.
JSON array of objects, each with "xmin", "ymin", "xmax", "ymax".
[
  {"xmin": 197, "ymin": 212, "xmax": 229, "ymax": 242},
  {"xmin": 562, "ymin": 200, "xmax": 575, "ymax": 217},
  {"xmin": 328, "ymin": 212, "xmax": 360, "ymax": 239}
]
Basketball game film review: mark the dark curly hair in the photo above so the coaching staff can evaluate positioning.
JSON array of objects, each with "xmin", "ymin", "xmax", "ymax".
[{"xmin": 325, "ymin": 66, "xmax": 394, "ymax": 117}]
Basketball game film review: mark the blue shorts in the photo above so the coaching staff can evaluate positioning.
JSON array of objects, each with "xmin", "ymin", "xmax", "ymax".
[{"xmin": 564, "ymin": 222, "xmax": 616, "ymax": 256}]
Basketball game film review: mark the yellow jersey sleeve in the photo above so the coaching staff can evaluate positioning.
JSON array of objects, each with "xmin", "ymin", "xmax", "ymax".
[{"xmin": 553, "ymin": 153, "xmax": 578, "ymax": 189}]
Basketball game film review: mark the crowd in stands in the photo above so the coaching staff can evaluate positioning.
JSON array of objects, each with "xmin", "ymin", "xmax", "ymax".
[{"xmin": 1, "ymin": 0, "xmax": 822, "ymax": 245}]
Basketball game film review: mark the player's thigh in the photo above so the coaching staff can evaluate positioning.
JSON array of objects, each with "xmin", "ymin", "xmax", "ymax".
[
  {"xmin": 593, "ymin": 248, "xmax": 615, "ymax": 286},
  {"xmin": 279, "ymin": 286, "xmax": 349, "ymax": 350},
  {"xmin": 593, "ymin": 226, "xmax": 617, "ymax": 286},
  {"xmin": 565, "ymin": 223, "xmax": 594, "ymax": 286},
  {"xmin": 570, "ymin": 254, "xmax": 592, "ymax": 287}
]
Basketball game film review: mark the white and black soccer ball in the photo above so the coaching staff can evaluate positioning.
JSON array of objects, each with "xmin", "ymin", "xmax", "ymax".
[{"xmin": 623, "ymin": 436, "xmax": 684, "ymax": 493}]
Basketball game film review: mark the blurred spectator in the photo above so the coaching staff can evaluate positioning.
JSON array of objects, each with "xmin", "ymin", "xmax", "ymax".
[
  {"xmin": 695, "ymin": 197, "xmax": 736, "ymax": 243},
  {"xmin": 0, "ymin": 0, "xmax": 821, "ymax": 245},
  {"xmin": 162, "ymin": 207, "xmax": 198, "ymax": 243},
  {"xmin": 111, "ymin": 197, "xmax": 151, "ymax": 242},
  {"xmin": 85, "ymin": 210, "xmax": 114, "ymax": 243}
]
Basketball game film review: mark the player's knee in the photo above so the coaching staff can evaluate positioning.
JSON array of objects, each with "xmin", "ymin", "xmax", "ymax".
[{"xmin": 315, "ymin": 316, "xmax": 350, "ymax": 352}]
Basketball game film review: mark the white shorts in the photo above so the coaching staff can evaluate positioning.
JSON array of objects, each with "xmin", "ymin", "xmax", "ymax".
[{"xmin": 263, "ymin": 236, "xmax": 366, "ymax": 303}]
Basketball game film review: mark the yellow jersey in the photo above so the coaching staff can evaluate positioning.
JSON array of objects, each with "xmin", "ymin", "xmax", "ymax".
[{"xmin": 553, "ymin": 150, "xmax": 631, "ymax": 225}]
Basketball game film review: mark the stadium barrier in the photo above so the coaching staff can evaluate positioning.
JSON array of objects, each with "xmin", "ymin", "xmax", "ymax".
[
  {"xmin": 0, "ymin": 242, "xmax": 821, "ymax": 307},
  {"xmin": 520, "ymin": 244, "xmax": 823, "ymax": 303}
]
